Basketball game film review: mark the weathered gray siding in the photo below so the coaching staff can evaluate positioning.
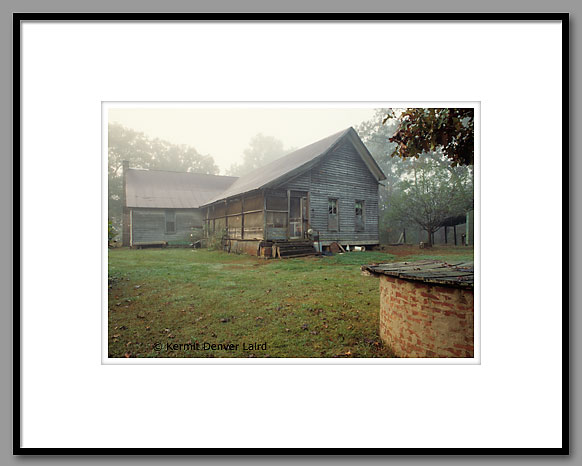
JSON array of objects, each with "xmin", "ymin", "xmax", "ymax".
[
  {"xmin": 131, "ymin": 208, "xmax": 203, "ymax": 245},
  {"xmin": 282, "ymin": 140, "xmax": 380, "ymax": 245},
  {"xmin": 281, "ymin": 171, "xmax": 311, "ymax": 192}
]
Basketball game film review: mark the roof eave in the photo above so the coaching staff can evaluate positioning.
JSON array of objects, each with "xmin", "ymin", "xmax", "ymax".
[{"xmin": 200, "ymin": 188, "xmax": 264, "ymax": 208}]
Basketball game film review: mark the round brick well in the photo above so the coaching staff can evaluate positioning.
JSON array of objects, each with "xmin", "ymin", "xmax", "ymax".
[{"xmin": 363, "ymin": 261, "xmax": 474, "ymax": 358}]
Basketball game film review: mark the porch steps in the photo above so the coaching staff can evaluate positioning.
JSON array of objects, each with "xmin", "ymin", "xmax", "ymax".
[{"xmin": 273, "ymin": 241, "xmax": 317, "ymax": 259}]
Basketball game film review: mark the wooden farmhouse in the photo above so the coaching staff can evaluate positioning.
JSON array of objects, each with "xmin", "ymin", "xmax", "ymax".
[{"xmin": 122, "ymin": 127, "xmax": 386, "ymax": 256}]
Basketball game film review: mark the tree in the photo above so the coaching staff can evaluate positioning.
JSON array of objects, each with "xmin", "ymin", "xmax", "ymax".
[
  {"xmin": 108, "ymin": 122, "xmax": 219, "ymax": 227},
  {"xmin": 356, "ymin": 110, "xmax": 403, "ymax": 243},
  {"xmin": 387, "ymin": 152, "xmax": 473, "ymax": 247},
  {"xmin": 357, "ymin": 108, "xmax": 474, "ymax": 245},
  {"xmin": 357, "ymin": 109, "xmax": 400, "ymax": 184},
  {"xmin": 227, "ymin": 133, "xmax": 288, "ymax": 176},
  {"xmin": 383, "ymin": 108, "xmax": 474, "ymax": 166}
]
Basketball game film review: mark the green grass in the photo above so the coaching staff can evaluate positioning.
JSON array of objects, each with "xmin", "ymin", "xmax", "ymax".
[{"xmin": 108, "ymin": 245, "xmax": 473, "ymax": 358}]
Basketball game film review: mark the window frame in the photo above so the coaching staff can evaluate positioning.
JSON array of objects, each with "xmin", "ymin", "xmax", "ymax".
[
  {"xmin": 165, "ymin": 209, "xmax": 176, "ymax": 234},
  {"xmin": 328, "ymin": 198, "xmax": 339, "ymax": 231},
  {"xmin": 355, "ymin": 200, "xmax": 365, "ymax": 232}
]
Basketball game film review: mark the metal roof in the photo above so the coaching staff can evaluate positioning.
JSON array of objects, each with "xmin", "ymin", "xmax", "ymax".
[
  {"xmin": 125, "ymin": 169, "xmax": 238, "ymax": 209},
  {"xmin": 202, "ymin": 127, "xmax": 386, "ymax": 206}
]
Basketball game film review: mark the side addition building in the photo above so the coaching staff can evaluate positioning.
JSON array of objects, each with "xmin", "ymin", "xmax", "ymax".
[{"xmin": 121, "ymin": 162, "xmax": 237, "ymax": 247}]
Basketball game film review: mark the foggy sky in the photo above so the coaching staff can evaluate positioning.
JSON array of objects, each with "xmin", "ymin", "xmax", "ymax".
[{"xmin": 108, "ymin": 106, "xmax": 377, "ymax": 173}]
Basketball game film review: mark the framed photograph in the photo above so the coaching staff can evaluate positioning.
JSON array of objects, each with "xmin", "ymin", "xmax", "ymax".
[
  {"xmin": 15, "ymin": 13, "xmax": 568, "ymax": 454},
  {"xmin": 103, "ymin": 101, "xmax": 479, "ymax": 363}
]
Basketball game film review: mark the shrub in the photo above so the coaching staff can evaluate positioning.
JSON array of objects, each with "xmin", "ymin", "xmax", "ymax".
[
  {"xmin": 207, "ymin": 228, "xmax": 228, "ymax": 251},
  {"xmin": 188, "ymin": 227, "xmax": 205, "ymax": 244},
  {"xmin": 108, "ymin": 220, "xmax": 118, "ymax": 246}
]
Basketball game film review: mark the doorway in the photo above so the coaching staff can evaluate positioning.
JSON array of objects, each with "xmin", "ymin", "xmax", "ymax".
[{"xmin": 289, "ymin": 195, "xmax": 307, "ymax": 239}]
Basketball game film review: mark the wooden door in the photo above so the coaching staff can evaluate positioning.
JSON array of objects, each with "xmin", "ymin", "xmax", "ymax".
[{"xmin": 289, "ymin": 197, "xmax": 302, "ymax": 239}]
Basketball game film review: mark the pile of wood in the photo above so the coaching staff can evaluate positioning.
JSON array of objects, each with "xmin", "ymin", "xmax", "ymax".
[
  {"xmin": 329, "ymin": 241, "xmax": 345, "ymax": 254},
  {"xmin": 272, "ymin": 241, "xmax": 317, "ymax": 259}
]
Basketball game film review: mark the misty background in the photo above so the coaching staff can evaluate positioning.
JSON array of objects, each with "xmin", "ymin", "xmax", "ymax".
[{"xmin": 108, "ymin": 107, "xmax": 474, "ymax": 245}]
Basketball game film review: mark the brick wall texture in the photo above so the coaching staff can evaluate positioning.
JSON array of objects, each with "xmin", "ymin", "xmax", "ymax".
[{"xmin": 379, "ymin": 275, "xmax": 474, "ymax": 358}]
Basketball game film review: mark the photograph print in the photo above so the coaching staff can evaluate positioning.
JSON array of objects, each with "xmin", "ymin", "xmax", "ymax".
[{"xmin": 106, "ymin": 105, "xmax": 476, "ymax": 360}]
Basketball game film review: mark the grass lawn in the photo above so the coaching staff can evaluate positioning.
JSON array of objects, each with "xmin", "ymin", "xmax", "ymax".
[{"xmin": 108, "ymin": 245, "xmax": 473, "ymax": 358}]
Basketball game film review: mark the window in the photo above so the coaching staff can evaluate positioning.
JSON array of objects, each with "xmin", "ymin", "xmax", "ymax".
[
  {"xmin": 328, "ymin": 199, "xmax": 337, "ymax": 215},
  {"xmin": 355, "ymin": 200, "xmax": 365, "ymax": 231},
  {"xmin": 165, "ymin": 210, "xmax": 176, "ymax": 234},
  {"xmin": 328, "ymin": 198, "xmax": 338, "ymax": 231}
]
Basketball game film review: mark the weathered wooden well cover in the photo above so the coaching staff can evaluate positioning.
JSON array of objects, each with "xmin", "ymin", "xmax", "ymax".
[{"xmin": 362, "ymin": 260, "xmax": 474, "ymax": 288}]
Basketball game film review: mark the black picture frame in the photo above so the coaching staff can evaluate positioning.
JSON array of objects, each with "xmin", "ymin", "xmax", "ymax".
[{"xmin": 13, "ymin": 12, "xmax": 569, "ymax": 456}]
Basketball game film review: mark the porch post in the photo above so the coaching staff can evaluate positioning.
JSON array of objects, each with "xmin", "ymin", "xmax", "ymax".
[
  {"xmin": 287, "ymin": 189, "xmax": 291, "ymax": 240},
  {"xmin": 263, "ymin": 191, "xmax": 267, "ymax": 241},
  {"xmin": 241, "ymin": 196, "xmax": 245, "ymax": 240},
  {"xmin": 225, "ymin": 199, "xmax": 228, "ymax": 235}
]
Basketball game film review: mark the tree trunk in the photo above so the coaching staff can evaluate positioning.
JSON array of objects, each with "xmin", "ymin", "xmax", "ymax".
[{"xmin": 426, "ymin": 230, "xmax": 433, "ymax": 248}]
